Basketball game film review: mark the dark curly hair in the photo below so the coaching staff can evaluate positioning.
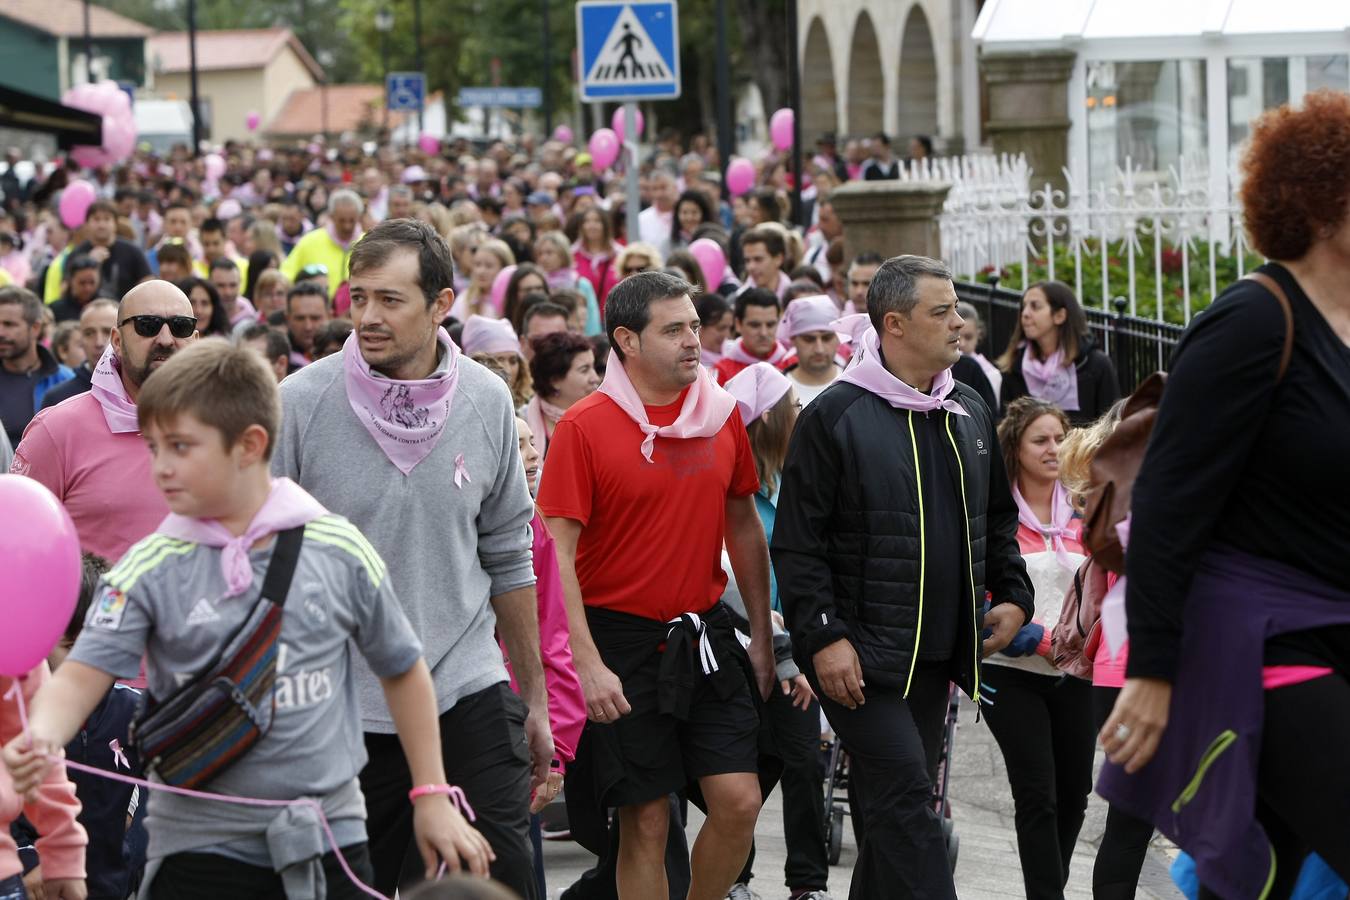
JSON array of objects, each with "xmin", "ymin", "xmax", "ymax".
[
  {"xmin": 529, "ymin": 330, "xmax": 594, "ymax": 400},
  {"xmin": 1240, "ymin": 89, "xmax": 1350, "ymax": 260}
]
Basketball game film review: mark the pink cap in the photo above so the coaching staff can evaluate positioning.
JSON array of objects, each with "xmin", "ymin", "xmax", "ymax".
[
  {"xmin": 778, "ymin": 294, "xmax": 843, "ymax": 341},
  {"xmin": 724, "ymin": 362, "xmax": 793, "ymax": 426},
  {"xmin": 216, "ymin": 198, "xmax": 243, "ymax": 219},
  {"xmin": 461, "ymin": 315, "xmax": 520, "ymax": 356}
]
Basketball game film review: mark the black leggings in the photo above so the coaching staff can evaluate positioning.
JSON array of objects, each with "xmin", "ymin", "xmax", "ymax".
[
  {"xmin": 1197, "ymin": 673, "xmax": 1350, "ymax": 899},
  {"xmin": 980, "ymin": 665, "xmax": 1096, "ymax": 900},
  {"xmin": 1091, "ymin": 686, "xmax": 1156, "ymax": 900}
]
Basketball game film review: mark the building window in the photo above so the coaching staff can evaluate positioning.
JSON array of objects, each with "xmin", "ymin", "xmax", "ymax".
[
  {"xmin": 1227, "ymin": 55, "xmax": 1350, "ymax": 163},
  {"xmin": 1085, "ymin": 59, "xmax": 1207, "ymax": 185}
]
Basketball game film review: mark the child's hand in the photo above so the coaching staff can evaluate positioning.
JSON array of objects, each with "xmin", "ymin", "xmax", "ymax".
[
  {"xmin": 2, "ymin": 732, "xmax": 62, "ymax": 799},
  {"xmin": 412, "ymin": 795, "xmax": 495, "ymax": 879},
  {"xmin": 42, "ymin": 879, "xmax": 86, "ymax": 900}
]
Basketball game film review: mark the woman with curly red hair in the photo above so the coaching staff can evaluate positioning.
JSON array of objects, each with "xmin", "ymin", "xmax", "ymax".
[{"xmin": 1098, "ymin": 90, "xmax": 1350, "ymax": 899}]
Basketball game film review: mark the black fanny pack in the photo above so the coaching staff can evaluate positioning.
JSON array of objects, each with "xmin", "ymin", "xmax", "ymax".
[{"xmin": 130, "ymin": 525, "xmax": 304, "ymax": 789}]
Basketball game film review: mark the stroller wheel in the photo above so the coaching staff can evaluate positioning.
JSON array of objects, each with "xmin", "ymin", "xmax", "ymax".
[{"xmin": 828, "ymin": 805, "xmax": 844, "ymax": 865}]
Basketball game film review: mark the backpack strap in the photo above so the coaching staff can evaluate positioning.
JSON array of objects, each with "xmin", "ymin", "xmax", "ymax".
[
  {"xmin": 259, "ymin": 525, "xmax": 305, "ymax": 608},
  {"xmin": 1243, "ymin": 271, "xmax": 1296, "ymax": 383}
]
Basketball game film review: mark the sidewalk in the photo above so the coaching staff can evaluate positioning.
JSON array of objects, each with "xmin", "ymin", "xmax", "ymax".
[{"xmin": 540, "ymin": 694, "xmax": 1183, "ymax": 899}]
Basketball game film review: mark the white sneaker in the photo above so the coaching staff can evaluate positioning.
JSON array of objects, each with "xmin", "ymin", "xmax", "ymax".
[
  {"xmin": 793, "ymin": 892, "xmax": 834, "ymax": 900},
  {"xmin": 726, "ymin": 885, "xmax": 760, "ymax": 900}
]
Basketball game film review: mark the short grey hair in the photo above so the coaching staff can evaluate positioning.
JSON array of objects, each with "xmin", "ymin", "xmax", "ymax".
[
  {"xmin": 867, "ymin": 254, "xmax": 952, "ymax": 331},
  {"xmin": 330, "ymin": 189, "xmax": 364, "ymax": 215}
]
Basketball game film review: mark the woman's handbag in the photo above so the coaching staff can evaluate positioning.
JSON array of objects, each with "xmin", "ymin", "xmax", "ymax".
[{"xmin": 130, "ymin": 526, "xmax": 304, "ymax": 789}]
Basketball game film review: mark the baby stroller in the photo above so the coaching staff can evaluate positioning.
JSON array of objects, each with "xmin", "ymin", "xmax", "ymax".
[{"xmin": 822, "ymin": 683, "xmax": 962, "ymax": 869}]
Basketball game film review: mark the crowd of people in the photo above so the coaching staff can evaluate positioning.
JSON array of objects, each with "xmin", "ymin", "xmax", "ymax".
[{"xmin": 0, "ymin": 88, "xmax": 1347, "ymax": 900}]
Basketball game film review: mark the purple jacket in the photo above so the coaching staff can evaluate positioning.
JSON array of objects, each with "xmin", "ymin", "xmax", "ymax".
[{"xmin": 1097, "ymin": 547, "xmax": 1350, "ymax": 899}]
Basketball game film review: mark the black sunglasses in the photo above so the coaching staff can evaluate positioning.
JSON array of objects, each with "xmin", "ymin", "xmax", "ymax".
[{"xmin": 119, "ymin": 315, "xmax": 197, "ymax": 339}]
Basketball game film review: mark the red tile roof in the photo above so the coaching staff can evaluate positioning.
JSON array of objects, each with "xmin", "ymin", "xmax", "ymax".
[
  {"xmin": 265, "ymin": 84, "xmax": 411, "ymax": 137},
  {"xmin": 0, "ymin": 0, "xmax": 152, "ymax": 38},
  {"xmin": 148, "ymin": 28, "xmax": 324, "ymax": 81}
]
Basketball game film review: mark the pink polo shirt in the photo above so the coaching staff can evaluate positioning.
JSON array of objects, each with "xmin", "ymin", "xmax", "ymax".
[{"xmin": 10, "ymin": 392, "xmax": 166, "ymax": 565}]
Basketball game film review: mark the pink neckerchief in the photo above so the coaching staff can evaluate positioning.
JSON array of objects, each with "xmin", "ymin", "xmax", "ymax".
[
  {"xmin": 1021, "ymin": 344, "xmax": 1080, "ymax": 411},
  {"xmin": 324, "ymin": 221, "xmax": 363, "ymax": 252},
  {"xmin": 229, "ymin": 296, "xmax": 257, "ymax": 326},
  {"xmin": 157, "ymin": 478, "xmax": 328, "ymax": 598},
  {"xmin": 1012, "ymin": 480, "xmax": 1078, "ymax": 571},
  {"xmin": 722, "ymin": 337, "xmax": 789, "ymax": 367},
  {"xmin": 837, "ymin": 326, "xmax": 969, "ymax": 416},
  {"xmin": 544, "ymin": 267, "xmax": 578, "ymax": 291},
  {"xmin": 596, "ymin": 350, "xmax": 737, "ymax": 463},
  {"xmin": 342, "ymin": 327, "xmax": 460, "ymax": 475},
  {"xmin": 524, "ymin": 395, "xmax": 568, "ymax": 457},
  {"xmin": 89, "ymin": 345, "xmax": 140, "ymax": 434}
]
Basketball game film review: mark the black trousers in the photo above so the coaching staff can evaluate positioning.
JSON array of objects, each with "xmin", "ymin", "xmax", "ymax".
[
  {"xmin": 980, "ymin": 665, "xmax": 1095, "ymax": 900},
  {"xmin": 1090, "ymin": 686, "xmax": 1156, "ymax": 900},
  {"xmin": 1197, "ymin": 673, "xmax": 1350, "ymax": 900},
  {"xmin": 810, "ymin": 660, "xmax": 954, "ymax": 900},
  {"xmin": 149, "ymin": 844, "xmax": 373, "ymax": 899},
  {"xmin": 737, "ymin": 687, "xmax": 830, "ymax": 892},
  {"xmin": 361, "ymin": 681, "xmax": 538, "ymax": 899}
]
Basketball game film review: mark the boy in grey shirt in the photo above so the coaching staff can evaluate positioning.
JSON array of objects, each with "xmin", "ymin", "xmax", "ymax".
[{"xmin": 5, "ymin": 341, "xmax": 491, "ymax": 900}]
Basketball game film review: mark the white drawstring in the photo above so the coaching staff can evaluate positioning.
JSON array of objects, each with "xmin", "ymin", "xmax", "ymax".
[{"xmin": 668, "ymin": 613, "xmax": 720, "ymax": 675}]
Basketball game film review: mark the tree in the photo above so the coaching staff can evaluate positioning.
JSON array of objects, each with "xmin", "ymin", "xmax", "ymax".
[{"xmin": 733, "ymin": 0, "xmax": 789, "ymax": 115}]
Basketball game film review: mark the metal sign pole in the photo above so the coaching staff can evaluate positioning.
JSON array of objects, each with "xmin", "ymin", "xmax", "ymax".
[{"xmin": 624, "ymin": 101, "xmax": 641, "ymax": 246}]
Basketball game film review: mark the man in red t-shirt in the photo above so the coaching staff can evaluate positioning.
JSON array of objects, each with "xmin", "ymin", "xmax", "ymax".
[{"xmin": 539, "ymin": 271, "xmax": 775, "ymax": 900}]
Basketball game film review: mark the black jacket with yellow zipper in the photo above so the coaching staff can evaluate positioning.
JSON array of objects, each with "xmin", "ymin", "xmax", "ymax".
[{"xmin": 771, "ymin": 378, "xmax": 1034, "ymax": 702}]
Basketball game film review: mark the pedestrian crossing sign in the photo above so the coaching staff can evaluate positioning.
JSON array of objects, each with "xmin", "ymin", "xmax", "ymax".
[{"xmin": 577, "ymin": 1, "xmax": 681, "ymax": 101}]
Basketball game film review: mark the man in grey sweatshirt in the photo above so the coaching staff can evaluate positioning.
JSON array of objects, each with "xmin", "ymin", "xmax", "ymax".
[{"xmin": 273, "ymin": 218, "xmax": 551, "ymax": 899}]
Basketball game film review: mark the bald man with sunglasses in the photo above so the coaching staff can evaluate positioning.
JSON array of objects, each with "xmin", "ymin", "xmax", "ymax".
[{"xmin": 11, "ymin": 280, "xmax": 199, "ymax": 562}]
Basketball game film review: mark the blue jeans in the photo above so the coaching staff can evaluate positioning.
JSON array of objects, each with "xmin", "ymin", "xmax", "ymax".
[{"xmin": 0, "ymin": 873, "xmax": 27, "ymax": 900}]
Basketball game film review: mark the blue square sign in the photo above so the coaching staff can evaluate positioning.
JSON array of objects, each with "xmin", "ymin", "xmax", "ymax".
[
  {"xmin": 386, "ymin": 72, "xmax": 426, "ymax": 112},
  {"xmin": 577, "ymin": 1, "xmax": 681, "ymax": 102}
]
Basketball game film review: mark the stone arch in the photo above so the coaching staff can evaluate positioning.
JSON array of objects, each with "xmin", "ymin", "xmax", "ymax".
[
  {"xmin": 801, "ymin": 16, "xmax": 838, "ymax": 142},
  {"xmin": 846, "ymin": 10, "xmax": 884, "ymax": 137},
  {"xmin": 897, "ymin": 4, "xmax": 939, "ymax": 146}
]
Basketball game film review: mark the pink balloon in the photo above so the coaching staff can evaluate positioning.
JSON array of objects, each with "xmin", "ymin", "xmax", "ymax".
[
  {"xmin": 58, "ymin": 180, "xmax": 97, "ymax": 229},
  {"xmin": 0, "ymin": 475, "xmax": 81, "ymax": 675},
  {"xmin": 552, "ymin": 124, "xmax": 574, "ymax": 144},
  {"xmin": 246, "ymin": 110, "xmax": 261, "ymax": 132},
  {"xmin": 769, "ymin": 108, "xmax": 795, "ymax": 152},
  {"xmin": 610, "ymin": 107, "xmax": 645, "ymax": 142},
  {"xmin": 688, "ymin": 238, "xmax": 727, "ymax": 292},
  {"xmin": 203, "ymin": 152, "xmax": 226, "ymax": 180},
  {"xmin": 70, "ymin": 145, "xmax": 112, "ymax": 170},
  {"xmin": 588, "ymin": 128, "xmax": 620, "ymax": 171},
  {"xmin": 418, "ymin": 133, "xmax": 440, "ymax": 155},
  {"xmin": 490, "ymin": 265, "xmax": 517, "ymax": 316},
  {"xmin": 726, "ymin": 157, "xmax": 756, "ymax": 197},
  {"xmin": 103, "ymin": 114, "xmax": 136, "ymax": 162}
]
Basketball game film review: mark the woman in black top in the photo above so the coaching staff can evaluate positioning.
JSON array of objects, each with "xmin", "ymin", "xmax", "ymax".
[
  {"xmin": 1101, "ymin": 91, "xmax": 1350, "ymax": 899},
  {"xmin": 998, "ymin": 281, "xmax": 1119, "ymax": 426}
]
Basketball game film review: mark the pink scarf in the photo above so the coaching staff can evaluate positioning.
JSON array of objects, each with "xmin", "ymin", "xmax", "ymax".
[
  {"xmin": 721, "ymin": 337, "xmax": 789, "ymax": 368},
  {"xmin": 1101, "ymin": 515, "xmax": 1131, "ymax": 659},
  {"xmin": 524, "ymin": 395, "xmax": 568, "ymax": 457},
  {"xmin": 837, "ymin": 327, "xmax": 969, "ymax": 417},
  {"xmin": 343, "ymin": 327, "xmax": 460, "ymax": 475},
  {"xmin": 89, "ymin": 345, "xmax": 141, "ymax": 434},
  {"xmin": 596, "ymin": 350, "xmax": 737, "ymax": 463},
  {"xmin": 1012, "ymin": 480, "xmax": 1078, "ymax": 571},
  {"xmin": 544, "ymin": 267, "xmax": 578, "ymax": 291},
  {"xmin": 1021, "ymin": 345, "xmax": 1079, "ymax": 411},
  {"xmin": 324, "ymin": 221, "xmax": 362, "ymax": 252},
  {"xmin": 157, "ymin": 478, "xmax": 328, "ymax": 598}
]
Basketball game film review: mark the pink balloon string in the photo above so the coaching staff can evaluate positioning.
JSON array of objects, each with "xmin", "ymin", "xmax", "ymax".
[{"xmin": 3, "ymin": 683, "xmax": 477, "ymax": 897}]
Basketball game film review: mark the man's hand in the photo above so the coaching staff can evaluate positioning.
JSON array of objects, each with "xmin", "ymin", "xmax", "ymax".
[
  {"xmin": 578, "ymin": 657, "xmax": 631, "ymax": 723},
  {"xmin": 749, "ymin": 636, "xmax": 775, "ymax": 701},
  {"xmin": 88, "ymin": 246, "xmax": 109, "ymax": 264},
  {"xmin": 41, "ymin": 880, "xmax": 85, "ymax": 900},
  {"xmin": 1100, "ymin": 677, "xmax": 1173, "ymax": 774},
  {"xmin": 981, "ymin": 603, "xmax": 1024, "ymax": 658},
  {"xmin": 780, "ymin": 674, "xmax": 816, "ymax": 711},
  {"xmin": 412, "ymin": 795, "xmax": 495, "ymax": 878},
  {"xmin": 812, "ymin": 638, "xmax": 865, "ymax": 709},
  {"xmin": 523, "ymin": 706, "xmax": 554, "ymax": 793},
  {"xmin": 529, "ymin": 769, "xmax": 564, "ymax": 814},
  {"xmin": 4, "ymin": 733, "xmax": 60, "ymax": 799}
]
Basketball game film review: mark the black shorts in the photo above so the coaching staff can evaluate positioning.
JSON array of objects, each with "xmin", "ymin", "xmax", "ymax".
[
  {"xmin": 593, "ymin": 613, "xmax": 760, "ymax": 808},
  {"xmin": 150, "ymin": 844, "xmax": 374, "ymax": 900}
]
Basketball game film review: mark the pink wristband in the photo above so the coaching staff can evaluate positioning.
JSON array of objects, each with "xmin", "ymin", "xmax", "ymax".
[{"xmin": 408, "ymin": 784, "xmax": 453, "ymax": 803}]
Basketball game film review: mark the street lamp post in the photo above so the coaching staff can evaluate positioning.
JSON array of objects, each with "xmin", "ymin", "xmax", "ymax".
[{"xmin": 375, "ymin": 8, "xmax": 394, "ymax": 137}]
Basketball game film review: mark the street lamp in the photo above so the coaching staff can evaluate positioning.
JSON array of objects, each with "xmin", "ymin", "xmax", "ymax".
[{"xmin": 375, "ymin": 8, "xmax": 394, "ymax": 136}]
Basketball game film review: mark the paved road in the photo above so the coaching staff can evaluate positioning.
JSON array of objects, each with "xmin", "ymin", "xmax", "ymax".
[{"xmin": 540, "ymin": 696, "xmax": 1182, "ymax": 899}]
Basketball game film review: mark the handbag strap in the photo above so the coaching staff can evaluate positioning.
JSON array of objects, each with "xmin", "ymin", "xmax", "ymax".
[
  {"xmin": 260, "ymin": 525, "xmax": 305, "ymax": 607},
  {"xmin": 1243, "ymin": 271, "xmax": 1296, "ymax": 383}
]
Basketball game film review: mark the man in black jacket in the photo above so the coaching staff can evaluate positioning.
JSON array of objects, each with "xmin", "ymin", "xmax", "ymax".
[{"xmin": 772, "ymin": 255, "xmax": 1033, "ymax": 899}]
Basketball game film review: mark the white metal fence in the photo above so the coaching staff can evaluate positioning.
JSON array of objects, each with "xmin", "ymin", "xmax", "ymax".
[{"xmin": 913, "ymin": 153, "xmax": 1262, "ymax": 325}]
